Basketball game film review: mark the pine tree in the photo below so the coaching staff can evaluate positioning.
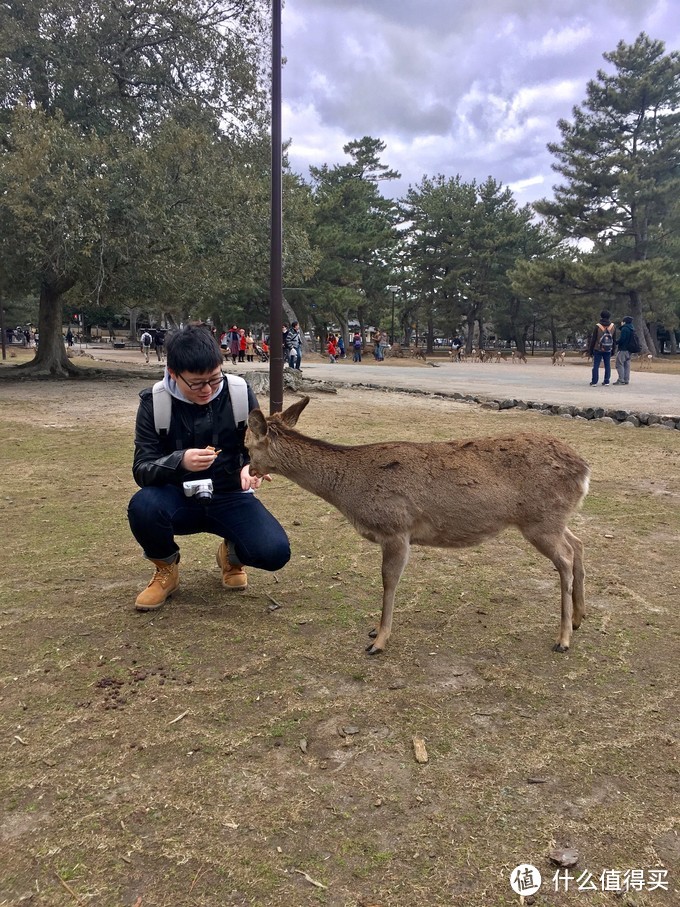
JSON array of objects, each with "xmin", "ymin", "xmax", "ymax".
[{"xmin": 535, "ymin": 34, "xmax": 680, "ymax": 353}]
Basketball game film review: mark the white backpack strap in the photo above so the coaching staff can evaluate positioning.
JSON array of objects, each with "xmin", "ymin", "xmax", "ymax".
[
  {"xmin": 152, "ymin": 381, "xmax": 172, "ymax": 436},
  {"xmin": 226, "ymin": 374, "xmax": 249, "ymax": 428}
]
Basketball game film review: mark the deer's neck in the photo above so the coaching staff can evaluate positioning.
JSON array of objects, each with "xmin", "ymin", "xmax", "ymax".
[{"xmin": 274, "ymin": 437, "xmax": 352, "ymax": 508}]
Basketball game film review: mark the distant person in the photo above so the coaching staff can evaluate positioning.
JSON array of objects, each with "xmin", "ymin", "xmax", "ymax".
[
  {"xmin": 337, "ymin": 334, "xmax": 345, "ymax": 359},
  {"xmin": 587, "ymin": 309, "xmax": 616, "ymax": 386},
  {"xmin": 226, "ymin": 325, "xmax": 240, "ymax": 365},
  {"xmin": 373, "ymin": 329, "xmax": 383, "ymax": 361},
  {"xmin": 154, "ymin": 328, "xmax": 166, "ymax": 362},
  {"xmin": 65, "ymin": 329, "xmax": 74, "ymax": 347},
  {"xmin": 327, "ymin": 334, "xmax": 338, "ymax": 363},
  {"xmin": 245, "ymin": 332, "xmax": 255, "ymax": 362},
  {"xmin": 140, "ymin": 329, "xmax": 153, "ymax": 363},
  {"xmin": 352, "ymin": 331, "xmax": 363, "ymax": 362},
  {"xmin": 613, "ymin": 316, "xmax": 640, "ymax": 385},
  {"xmin": 285, "ymin": 321, "xmax": 302, "ymax": 369}
]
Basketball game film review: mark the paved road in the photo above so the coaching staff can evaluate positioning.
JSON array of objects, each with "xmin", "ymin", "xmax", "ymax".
[
  {"xmin": 87, "ymin": 346, "xmax": 679, "ymax": 416},
  {"xmin": 302, "ymin": 358, "xmax": 680, "ymax": 416}
]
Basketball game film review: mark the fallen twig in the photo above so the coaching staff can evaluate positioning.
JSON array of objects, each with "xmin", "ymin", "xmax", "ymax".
[
  {"xmin": 189, "ymin": 865, "xmax": 208, "ymax": 894},
  {"xmin": 54, "ymin": 871, "xmax": 85, "ymax": 906},
  {"xmin": 293, "ymin": 869, "xmax": 328, "ymax": 890},
  {"xmin": 168, "ymin": 710, "xmax": 188, "ymax": 725},
  {"xmin": 264, "ymin": 591, "xmax": 284, "ymax": 609}
]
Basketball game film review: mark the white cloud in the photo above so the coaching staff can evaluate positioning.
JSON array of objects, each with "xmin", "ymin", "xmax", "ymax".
[
  {"xmin": 281, "ymin": 0, "xmax": 680, "ymax": 205},
  {"xmin": 528, "ymin": 23, "xmax": 593, "ymax": 57}
]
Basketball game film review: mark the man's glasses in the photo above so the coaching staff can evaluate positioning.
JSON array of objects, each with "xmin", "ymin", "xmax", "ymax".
[{"xmin": 178, "ymin": 372, "xmax": 225, "ymax": 392}]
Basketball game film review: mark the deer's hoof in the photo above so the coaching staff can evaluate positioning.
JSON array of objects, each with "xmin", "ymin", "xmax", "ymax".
[
  {"xmin": 365, "ymin": 643, "xmax": 383, "ymax": 655},
  {"xmin": 367, "ymin": 628, "xmax": 378, "ymax": 639},
  {"xmin": 552, "ymin": 642, "xmax": 570, "ymax": 653}
]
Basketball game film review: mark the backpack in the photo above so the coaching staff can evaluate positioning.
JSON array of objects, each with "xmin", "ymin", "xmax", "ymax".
[
  {"xmin": 152, "ymin": 374, "xmax": 249, "ymax": 437},
  {"xmin": 353, "ymin": 336, "xmax": 362, "ymax": 348},
  {"xmin": 141, "ymin": 332, "xmax": 152, "ymax": 347},
  {"xmin": 597, "ymin": 324, "xmax": 614, "ymax": 352},
  {"xmin": 629, "ymin": 329, "xmax": 641, "ymax": 354}
]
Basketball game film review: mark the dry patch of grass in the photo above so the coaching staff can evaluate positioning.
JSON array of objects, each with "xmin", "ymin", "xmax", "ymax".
[{"xmin": 0, "ymin": 376, "xmax": 678, "ymax": 907}]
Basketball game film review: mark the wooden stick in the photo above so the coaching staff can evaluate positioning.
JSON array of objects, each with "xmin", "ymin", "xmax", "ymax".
[{"xmin": 54, "ymin": 871, "xmax": 85, "ymax": 906}]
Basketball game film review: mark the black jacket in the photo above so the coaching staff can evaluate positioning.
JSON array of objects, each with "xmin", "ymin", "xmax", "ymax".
[
  {"xmin": 132, "ymin": 383, "xmax": 259, "ymax": 493},
  {"xmin": 616, "ymin": 323, "xmax": 635, "ymax": 352}
]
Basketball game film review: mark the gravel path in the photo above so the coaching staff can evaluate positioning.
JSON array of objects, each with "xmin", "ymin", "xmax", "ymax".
[{"xmin": 86, "ymin": 346, "xmax": 680, "ymax": 417}]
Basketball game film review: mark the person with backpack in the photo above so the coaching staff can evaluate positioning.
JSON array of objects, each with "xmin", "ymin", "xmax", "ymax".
[
  {"xmin": 587, "ymin": 310, "xmax": 616, "ymax": 386},
  {"xmin": 352, "ymin": 331, "xmax": 363, "ymax": 362},
  {"xmin": 613, "ymin": 315, "xmax": 641, "ymax": 385},
  {"xmin": 127, "ymin": 325, "xmax": 290, "ymax": 611},
  {"xmin": 140, "ymin": 330, "xmax": 153, "ymax": 363}
]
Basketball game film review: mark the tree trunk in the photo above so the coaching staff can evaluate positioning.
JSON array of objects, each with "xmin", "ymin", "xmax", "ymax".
[
  {"xmin": 629, "ymin": 290, "xmax": 655, "ymax": 354},
  {"xmin": 426, "ymin": 314, "xmax": 434, "ymax": 354},
  {"xmin": 477, "ymin": 317, "xmax": 485, "ymax": 350},
  {"xmin": 465, "ymin": 316, "xmax": 475, "ymax": 353},
  {"xmin": 18, "ymin": 281, "xmax": 79, "ymax": 377},
  {"xmin": 126, "ymin": 306, "xmax": 140, "ymax": 340}
]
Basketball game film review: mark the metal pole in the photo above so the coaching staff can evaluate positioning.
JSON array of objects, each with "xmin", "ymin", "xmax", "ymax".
[
  {"xmin": 391, "ymin": 291, "xmax": 395, "ymax": 345},
  {"xmin": 269, "ymin": 0, "xmax": 284, "ymax": 414},
  {"xmin": 531, "ymin": 314, "xmax": 536, "ymax": 356},
  {"xmin": 0, "ymin": 302, "xmax": 6, "ymax": 361}
]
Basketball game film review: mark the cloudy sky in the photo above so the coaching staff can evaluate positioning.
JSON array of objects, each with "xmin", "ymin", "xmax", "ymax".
[{"xmin": 281, "ymin": 0, "xmax": 680, "ymax": 205}]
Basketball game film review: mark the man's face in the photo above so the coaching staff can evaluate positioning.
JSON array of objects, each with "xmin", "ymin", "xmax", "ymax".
[{"xmin": 168, "ymin": 366, "xmax": 223, "ymax": 405}]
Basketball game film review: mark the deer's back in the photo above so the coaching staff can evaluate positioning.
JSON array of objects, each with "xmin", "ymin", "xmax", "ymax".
[{"xmin": 318, "ymin": 433, "xmax": 589, "ymax": 547}]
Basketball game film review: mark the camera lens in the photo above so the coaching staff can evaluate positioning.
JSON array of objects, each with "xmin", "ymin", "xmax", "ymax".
[{"xmin": 195, "ymin": 490, "xmax": 212, "ymax": 501}]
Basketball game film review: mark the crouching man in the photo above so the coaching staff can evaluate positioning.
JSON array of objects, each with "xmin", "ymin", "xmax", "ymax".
[{"xmin": 127, "ymin": 325, "xmax": 290, "ymax": 610}]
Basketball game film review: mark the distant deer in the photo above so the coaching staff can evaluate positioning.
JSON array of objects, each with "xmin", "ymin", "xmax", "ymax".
[
  {"xmin": 246, "ymin": 398, "xmax": 590, "ymax": 656},
  {"xmin": 511, "ymin": 350, "xmax": 528, "ymax": 364},
  {"xmin": 552, "ymin": 351, "xmax": 566, "ymax": 366}
]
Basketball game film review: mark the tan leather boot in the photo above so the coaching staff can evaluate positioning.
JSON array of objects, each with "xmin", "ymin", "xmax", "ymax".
[
  {"xmin": 135, "ymin": 559, "xmax": 179, "ymax": 611},
  {"xmin": 216, "ymin": 542, "xmax": 247, "ymax": 590}
]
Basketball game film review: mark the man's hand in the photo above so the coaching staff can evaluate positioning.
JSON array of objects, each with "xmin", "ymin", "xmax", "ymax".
[
  {"xmin": 241, "ymin": 464, "xmax": 272, "ymax": 490},
  {"xmin": 182, "ymin": 446, "xmax": 219, "ymax": 472}
]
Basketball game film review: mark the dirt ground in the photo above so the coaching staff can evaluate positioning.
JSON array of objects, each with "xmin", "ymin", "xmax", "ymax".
[{"xmin": 0, "ymin": 357, "xmax": 679, "ymax": 907}]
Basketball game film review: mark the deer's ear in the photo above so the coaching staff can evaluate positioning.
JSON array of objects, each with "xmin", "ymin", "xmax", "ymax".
[
  {"xmin": 279, "ymin": 395, "xmax": 310, "ymax": 427},
  {"xmin": 247, "ymin": 408, "xmax": 268, "ymax": 439}
]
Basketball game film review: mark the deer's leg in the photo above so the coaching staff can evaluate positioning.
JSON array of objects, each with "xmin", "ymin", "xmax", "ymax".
[
  {"xmin": 565, "ymin": 528, "xmax": 586, "ymax": 628},
  {"xmin": 521, "ymin": 526, "xmax": 575, "ymax": 653},
  {"xmin": 366, "ymin": 536, "xmax": 410, "ymax": 655}
]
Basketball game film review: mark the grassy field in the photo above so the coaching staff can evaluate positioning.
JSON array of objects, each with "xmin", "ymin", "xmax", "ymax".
[{"xmin": 0, "ymin": 365, "xmax": 678, "ymax": 907}]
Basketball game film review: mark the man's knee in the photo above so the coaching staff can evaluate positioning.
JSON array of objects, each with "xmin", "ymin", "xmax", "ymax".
[{"xmin": 244, "ymin": 534, "xmax": 290, "ymax": 572}]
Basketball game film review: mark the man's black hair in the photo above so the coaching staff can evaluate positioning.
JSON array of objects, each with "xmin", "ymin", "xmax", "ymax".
[
  {"xmin": 600, "ymin": 310, "xmax": 611, "ymax": 321},
  {"xmin": 166, "ymin": 325, "xmax": 223, "ymax": 374}
]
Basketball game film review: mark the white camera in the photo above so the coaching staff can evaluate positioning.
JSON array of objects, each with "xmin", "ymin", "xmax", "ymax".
[{"xmin": 183, "ymin": 478, "xmax": 214, "ymax": 501}]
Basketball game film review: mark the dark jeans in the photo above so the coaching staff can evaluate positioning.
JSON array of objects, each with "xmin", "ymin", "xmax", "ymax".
[
  {"xmin": 128, "ymin": 486, "xmax": 290, "ymax": 570},
  {"xmin": 591, "ymin": 350, "xmax": 612, "ymax": 384}
]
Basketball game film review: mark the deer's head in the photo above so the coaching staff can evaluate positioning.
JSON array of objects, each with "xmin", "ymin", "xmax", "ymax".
[{"xmin": 245, "ymin": 395, "xmax": 310, "ymax": 475}]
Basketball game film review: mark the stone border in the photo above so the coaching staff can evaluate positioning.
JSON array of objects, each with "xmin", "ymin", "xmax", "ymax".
[{"xmin": 329, "ymin": 381, "xmax": 680, "ymax": 431}]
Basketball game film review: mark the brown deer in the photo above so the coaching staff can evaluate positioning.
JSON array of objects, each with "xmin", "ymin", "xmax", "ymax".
[
  {"xmin": 246, "ymin": 398, "xmax": 590, "ymax": 656},
  {"xmin": 552, "ymin": 351, "xmax": 566, "ymax": 366}
]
